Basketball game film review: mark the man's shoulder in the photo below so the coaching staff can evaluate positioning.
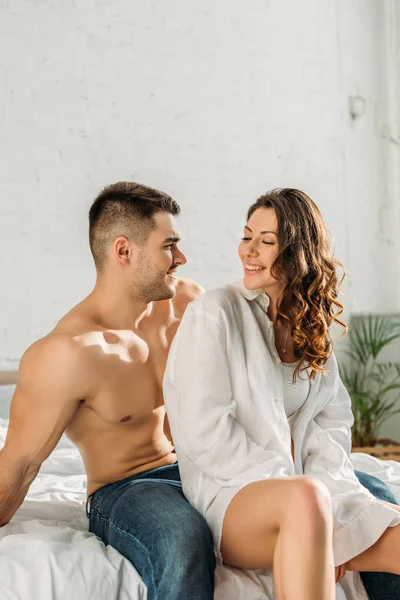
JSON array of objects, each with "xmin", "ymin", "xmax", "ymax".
[
  {"xmin": 172, "ymin": 278, "xmax": 205, "ymax": 318},
  {"xmin": 175, "ymin": 277, "xmax": 204, "ymax": 301},
  {"xmin": 186, "ymin": 284, "xmax": 243, "ymax": 316},
  {"xmin": 19, "ymin": 333, "xmax": 87, "ymax": 393},
  {"xmin": 24, "ymin": 333, "xmax": 81, "ymax": 362}
]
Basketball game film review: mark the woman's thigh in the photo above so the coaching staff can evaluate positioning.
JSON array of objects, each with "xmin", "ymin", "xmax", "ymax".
[{"xmin": 221, "ymin": 475, "xmax": 331, "ymax": 569}]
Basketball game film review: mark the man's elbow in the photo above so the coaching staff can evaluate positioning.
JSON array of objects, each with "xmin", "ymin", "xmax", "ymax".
[
  {"xmin": 0, "ymin": 446, "xmax": 40, "ymax": 480},
  {"xmin": 0, "ymin": 451, "xmax": 39, "ymax": 526},
  {"xmin": 0, "ymin": 474, "xmax": 35, "ymax": 527},
  {"xmin": 0, "ymin": 514, "xmax": 11, "ymax": 528}
]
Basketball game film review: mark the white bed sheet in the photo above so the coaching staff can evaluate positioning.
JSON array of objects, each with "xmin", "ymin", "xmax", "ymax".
[
  {"xmin": 0, "ymin": 419, "xmax": 147, "ymax": 600},
  {"xmin": 1, "ymin": 417, "xmax": 400, "ymax": 600}
]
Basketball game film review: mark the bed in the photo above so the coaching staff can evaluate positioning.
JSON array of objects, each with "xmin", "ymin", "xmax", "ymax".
[
  {"xmin": 0, "ymin": 384, "xmax": 147, "ymax": 600},
  {"xmin": 1, "ymin": 383, "xmax": 399, "ymax": 600}
]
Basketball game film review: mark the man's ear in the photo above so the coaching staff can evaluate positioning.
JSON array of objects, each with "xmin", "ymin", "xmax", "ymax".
[{"xmin": 113, "ymin": 236, "xmax": 134, "ymax": 265}]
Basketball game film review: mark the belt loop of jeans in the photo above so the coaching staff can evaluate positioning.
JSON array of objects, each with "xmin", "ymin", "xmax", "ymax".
[{"xmin": 86, "ymin": 493, "xmax": 95, "ymax": 519}]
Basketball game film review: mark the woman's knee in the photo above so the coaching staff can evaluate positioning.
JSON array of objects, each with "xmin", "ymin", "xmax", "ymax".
[
  {"xmin": 292, "ymin": 476, "xmax": 331, "ymax": 505},
  {"xmin": 288, "ymin": 476, "xmax": 332, "ymax": 533}
]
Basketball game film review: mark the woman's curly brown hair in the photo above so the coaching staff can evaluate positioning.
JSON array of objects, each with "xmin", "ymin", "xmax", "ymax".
[{"xmin": 247, "ymin": 188, "xmax": 347, "ymax": 380}]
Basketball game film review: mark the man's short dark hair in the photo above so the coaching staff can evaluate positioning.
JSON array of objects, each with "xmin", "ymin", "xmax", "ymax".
[{"xmin": 89, "ymin": 181, "xmax": 181, "ymax": 269}]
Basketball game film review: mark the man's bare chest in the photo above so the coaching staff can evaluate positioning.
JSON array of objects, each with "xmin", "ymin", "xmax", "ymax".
[{"xmin": 79, "ymin": 328, "xmax": 173, "ymax": 425}]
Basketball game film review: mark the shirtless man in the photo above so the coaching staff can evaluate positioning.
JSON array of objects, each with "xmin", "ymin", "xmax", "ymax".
[
  {"xmin": 0, "ymin": 181, "xmax": 399, "ymax": 600},
  {"xmin": 0, "ymin": 182, "xmax": 214, "ymax": 600}
]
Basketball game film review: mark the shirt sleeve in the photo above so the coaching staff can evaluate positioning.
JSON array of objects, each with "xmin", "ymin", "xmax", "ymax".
[
  {"xmin": 302, "ymin": 356, "xmax": 376, "ymax": 504},
  {"xmin": 163, "ymin": 303, "xmax": 291, "ymax": 488},
  {"xmin": 301, "ymin": 354, "xmax": 400, "ymax": 566}
]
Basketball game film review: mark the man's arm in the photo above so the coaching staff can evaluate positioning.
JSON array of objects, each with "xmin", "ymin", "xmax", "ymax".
[{"xmin": 0, "ymin": 335, "xmax": 86, "ymax": 526}]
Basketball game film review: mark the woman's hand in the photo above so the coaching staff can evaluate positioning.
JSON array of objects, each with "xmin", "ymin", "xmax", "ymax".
[{"xmin": 335, "ymin": 564, "xmax": 346, "ymax": 583}]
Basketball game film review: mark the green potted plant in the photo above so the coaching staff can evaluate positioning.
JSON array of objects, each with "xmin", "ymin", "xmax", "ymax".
[{"xmin": 339, "ymin": 314, "xmax": 400, "ymax": 457}]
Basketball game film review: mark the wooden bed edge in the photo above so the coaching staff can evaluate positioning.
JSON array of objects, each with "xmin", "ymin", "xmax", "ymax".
[
  {"xmin": 352, "ymin": 445, "xmax": 400, "ymax": 454},
  {"xmin": 0, "ymin": 371, "xmax": 18, "ymax": 386},
  {"xmin": 352, "ymin": 445, "xmax": 400, "ymax": 461}
]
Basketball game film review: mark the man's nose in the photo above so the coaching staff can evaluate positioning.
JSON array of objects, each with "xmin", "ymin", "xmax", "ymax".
[{"xmin": 174, "ymin": 248, "xmax": 187, "ymax": 266}]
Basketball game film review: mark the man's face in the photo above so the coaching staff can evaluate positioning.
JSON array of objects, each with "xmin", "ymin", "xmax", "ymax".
[{"xmin": 131, "ymin": 212, "xmax": 187, "ymax": 303}]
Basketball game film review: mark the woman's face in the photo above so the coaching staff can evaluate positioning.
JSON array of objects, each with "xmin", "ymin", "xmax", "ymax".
[{"xmin": 238, "ymin": 207, "xmax": 283, "ymax": 293}]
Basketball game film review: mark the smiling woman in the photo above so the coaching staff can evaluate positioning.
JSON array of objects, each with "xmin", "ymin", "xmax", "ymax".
[
  {"xmin": 239, "ymin": 210, "xmax": 280, "ymax": 287},
  {"xmin": 238, "ymin": 188, "xmax": 347, "ymax": 378},
  {"xmin": 163, "ymin": 187, "xmax": 400, "ymax": 600}
]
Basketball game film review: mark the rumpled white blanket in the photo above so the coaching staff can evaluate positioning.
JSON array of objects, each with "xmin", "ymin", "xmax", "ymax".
[
  {"xmin": 0, "ymin": 418, "xmax": 399, "ymax": 600},
  {"xmin": 0, "ymin": 419, "xmax": 147, "ymax": 600}
]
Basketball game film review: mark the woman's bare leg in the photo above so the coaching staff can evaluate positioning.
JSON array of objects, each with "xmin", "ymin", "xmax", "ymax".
[
  {"xmin": 345, "ymin": 523, "xmax": 400, "ymax": 575},
  {"xmin": 221, "ymin": 475, "xmax": 336, "ymax": 600}
]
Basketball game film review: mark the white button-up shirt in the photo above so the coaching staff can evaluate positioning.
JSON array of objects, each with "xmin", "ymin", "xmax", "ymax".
[{"xmin": 163, "ymin": 281, "xmax": 400, "ymax": 569}]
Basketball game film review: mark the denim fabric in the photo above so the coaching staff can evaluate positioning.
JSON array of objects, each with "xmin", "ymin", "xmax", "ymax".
[
  {"xmin": 88, "ymin": 463, "xmax": 214, "ymax": 600},
  {"xmin": 87, "ymin": 464, "xmax": 399, "ymax": 600},
  {"xmin": 355, "ymin": 470, "xmax": 400, "ymax": 600}
]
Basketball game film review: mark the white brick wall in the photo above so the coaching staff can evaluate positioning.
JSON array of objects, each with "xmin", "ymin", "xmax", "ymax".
[{"xmin": 0, "ymin": 0, "xmax": 399, "ymax": 375}]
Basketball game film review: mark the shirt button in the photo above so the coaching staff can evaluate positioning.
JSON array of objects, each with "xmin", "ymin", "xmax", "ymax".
[
  {"xmin": 276, "ymin": 357, "xmax": 281, "ymax": 364},
  {"xmin": 275, "ymin": 397, "xmax": 282, "ymax": 404},
  {"xmin": 268, "ymin": 321, "xmax": 273, "ymax": 328}
]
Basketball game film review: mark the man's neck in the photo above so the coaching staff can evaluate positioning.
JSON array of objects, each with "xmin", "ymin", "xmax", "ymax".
[{"xmin": 86, "ymin": 280, "xmax": 153, "ymax": 331}]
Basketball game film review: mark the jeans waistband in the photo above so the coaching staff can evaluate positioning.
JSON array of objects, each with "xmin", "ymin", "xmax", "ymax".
[{"xmin": 85, "ymin": 461, "xmax": 180, "ymax": 518}]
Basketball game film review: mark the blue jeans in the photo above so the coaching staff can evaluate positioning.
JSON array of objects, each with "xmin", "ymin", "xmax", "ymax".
[
  {"xmin": 355, "ymin": 470, "xmax": 400, "ymax": 600},
  {"xmin": 87, "ymin": 465, "xmax": 399, "ymax": 600},
  {"xmin": 87, "ymin": 463, "xmax": 214, "ymax": 600}
]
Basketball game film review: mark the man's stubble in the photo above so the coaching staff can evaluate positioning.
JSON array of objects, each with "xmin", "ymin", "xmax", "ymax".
[{"xmin": 130, "ymin": 248, "xmax": 175, "ymax": 304}]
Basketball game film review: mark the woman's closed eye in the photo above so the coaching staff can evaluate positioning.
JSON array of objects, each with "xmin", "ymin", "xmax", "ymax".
[{"xmin": 241, "ymin": 237, "xmax": 275, "ymax": 245}]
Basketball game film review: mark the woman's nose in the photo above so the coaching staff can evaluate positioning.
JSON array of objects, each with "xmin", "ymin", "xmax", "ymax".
[{"xmin": 246, "ymin": 240, "xmax": 259, "ymax": 256}]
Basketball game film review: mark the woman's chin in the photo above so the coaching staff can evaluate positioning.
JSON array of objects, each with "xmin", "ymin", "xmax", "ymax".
[{"xmin": 243, "ymin": 275, "xmax": 265, "ymax": 290}]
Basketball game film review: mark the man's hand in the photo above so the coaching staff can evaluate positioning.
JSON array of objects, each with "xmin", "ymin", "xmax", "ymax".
[{"xmin": 0, "ymin": 335, "xmax": 85, "ymax": 526}]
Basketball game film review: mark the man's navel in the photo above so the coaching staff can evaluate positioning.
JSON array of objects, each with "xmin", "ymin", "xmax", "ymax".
[{"xmin": 120, "ymin": 415, "xmax": 132, "ymax": 423}]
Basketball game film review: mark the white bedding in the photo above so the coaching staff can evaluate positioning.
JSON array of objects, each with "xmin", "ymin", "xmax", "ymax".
[
  {"xmin": 1, "ymin": 416, "xmax": 399, "ymax": 600},
  {"xmin": 0, "ymin": 418, "xmax": 147, "ymax": 600}
]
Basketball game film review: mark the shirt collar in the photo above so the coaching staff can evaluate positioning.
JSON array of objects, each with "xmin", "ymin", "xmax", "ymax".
[{"xmin": 231, "ymin": 279, "xmax": 270, "ymax": 309}]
